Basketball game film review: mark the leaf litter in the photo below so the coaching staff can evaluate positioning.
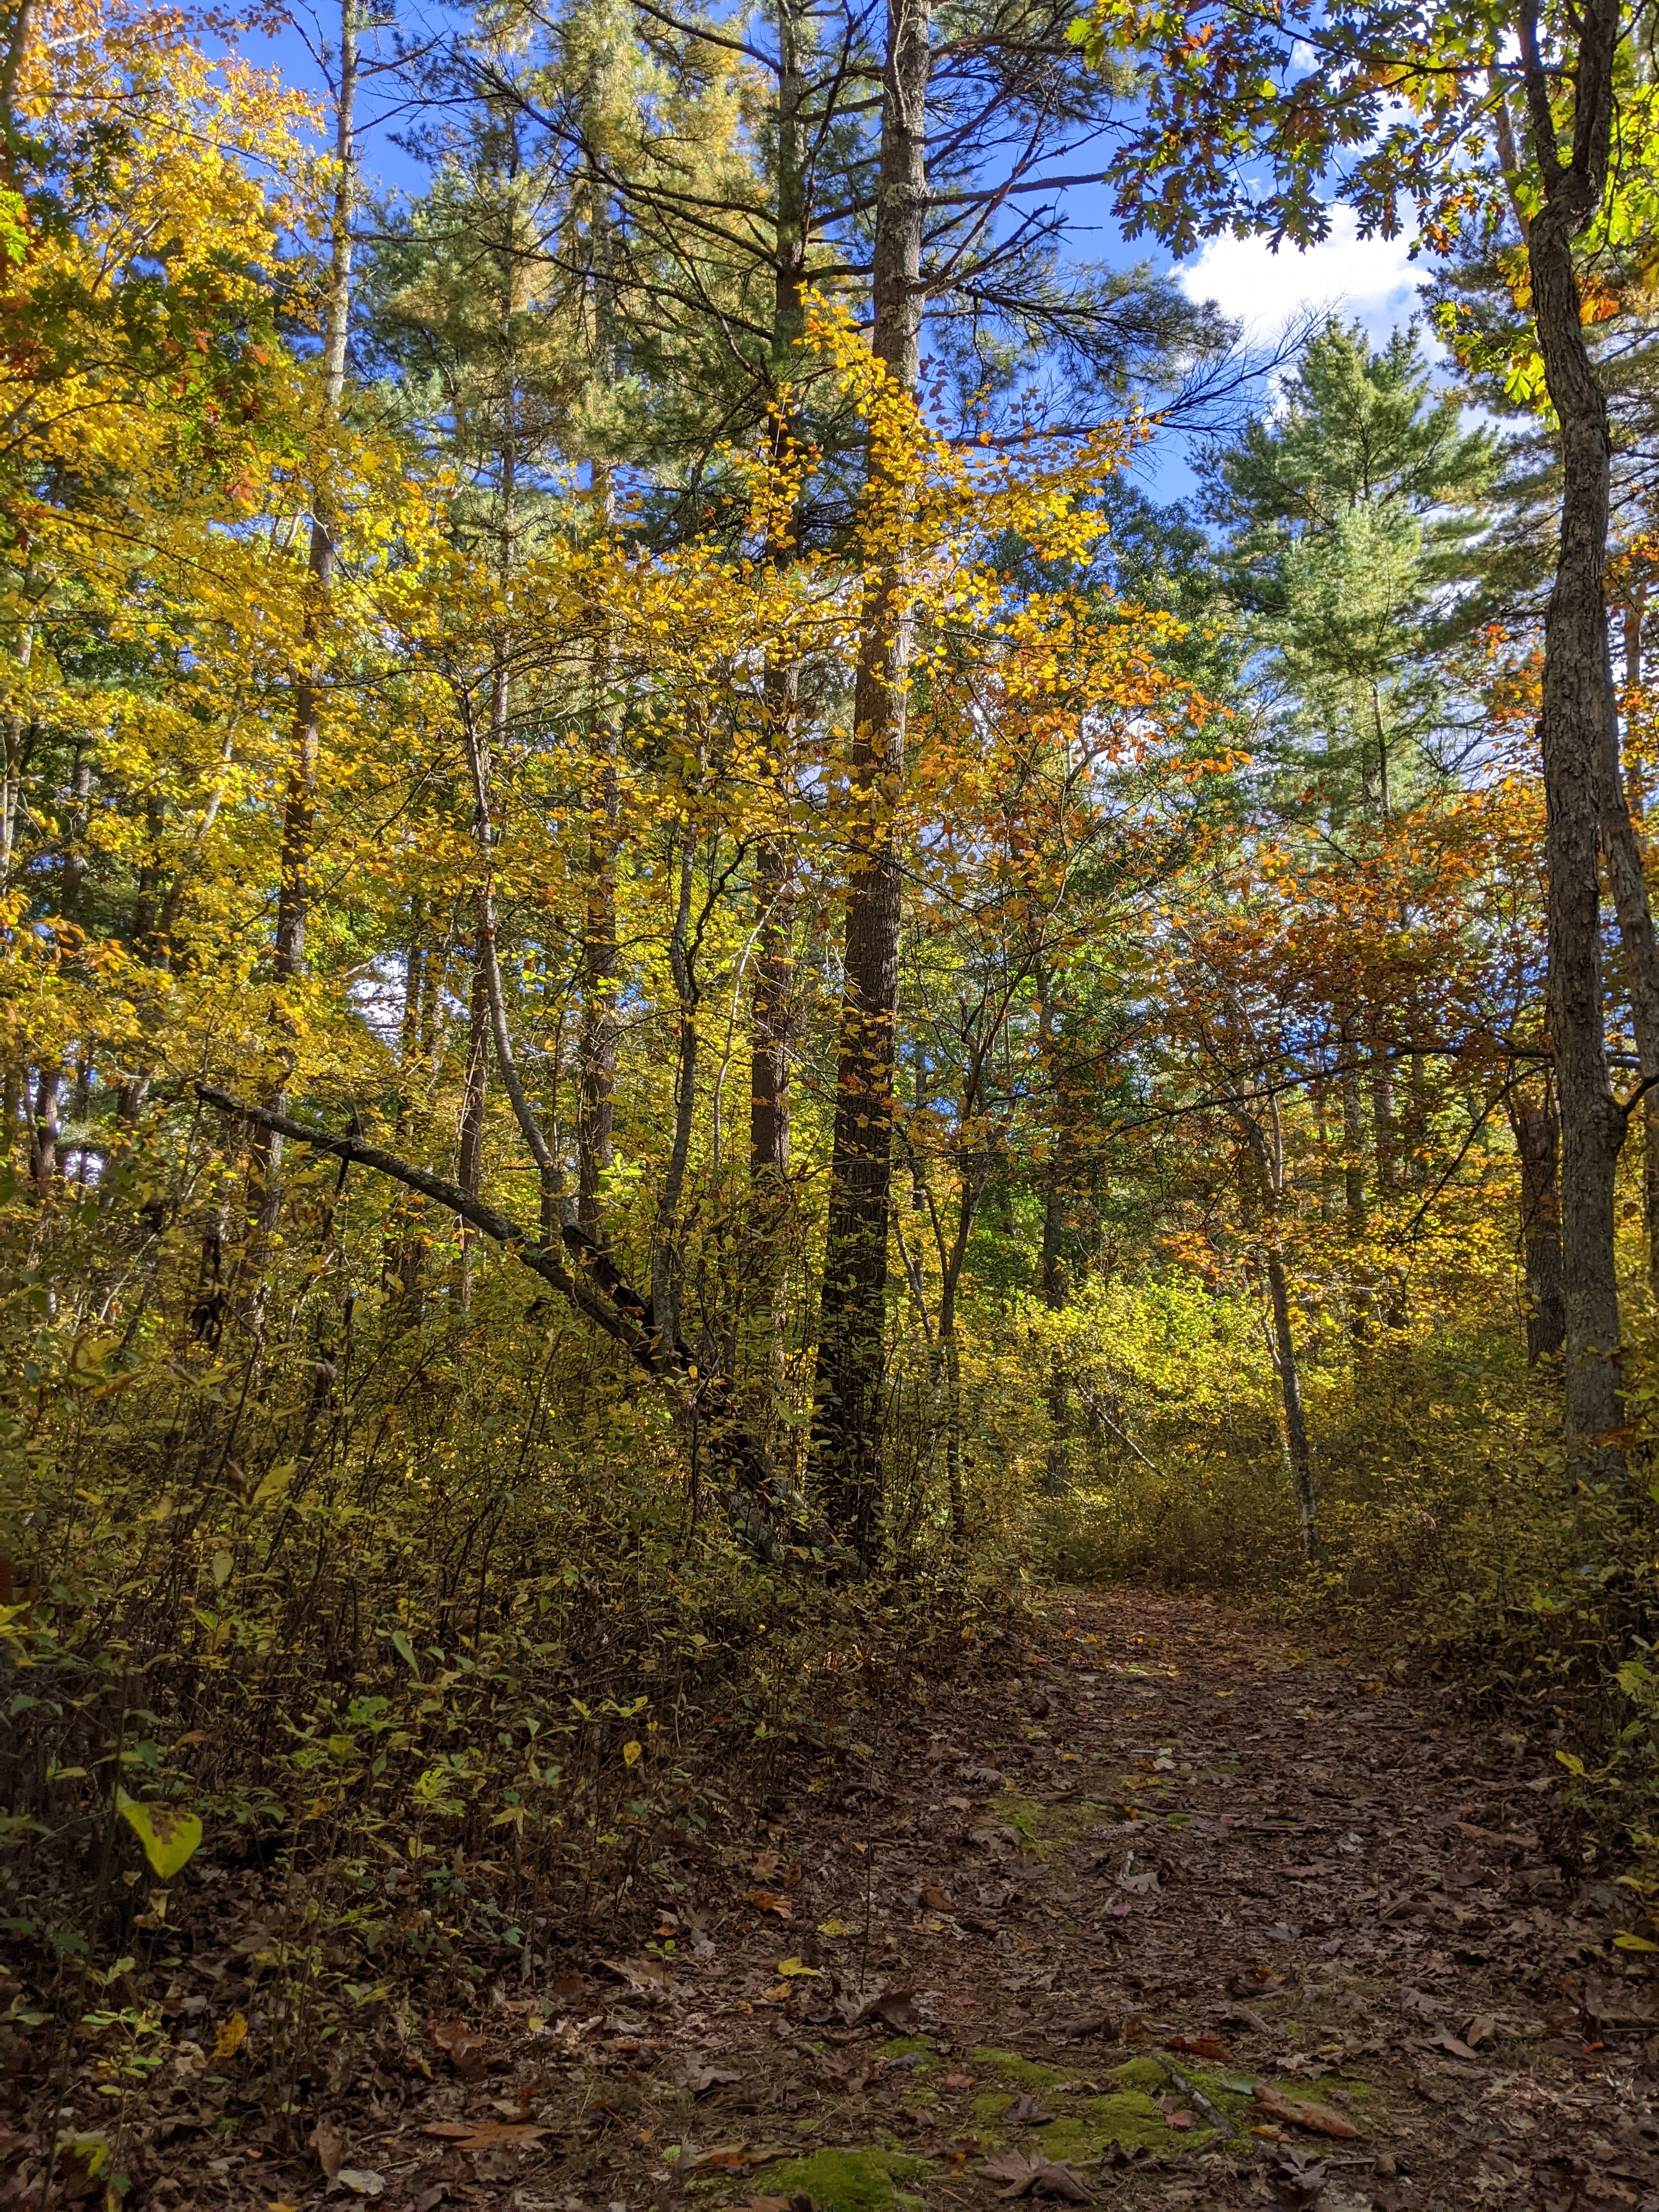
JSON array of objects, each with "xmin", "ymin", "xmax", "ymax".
[{"xmin": 5, "ymin": 1591, "xmax": 1658, "ymax": 2210}]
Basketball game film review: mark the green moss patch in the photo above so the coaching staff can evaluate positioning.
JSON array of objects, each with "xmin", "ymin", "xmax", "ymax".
[
  {"xmin": 966, "ymin": 2051, "xmax": 1219, "ymax": 2155},
  {"xmin": 968, "ymin": 2047, "xmax": 1077, "ymax": 2089},
  {"xmin": 754, "ymin": 2149, "xmax": 934, "ymax": 2212},
  {"xmin": 985, "ymin": 1797, "xmax": 1114, "ymax": 1859},
  {"xmin": 875, "ymin": 2036, "xmax": 934, "ymax": 2067}
]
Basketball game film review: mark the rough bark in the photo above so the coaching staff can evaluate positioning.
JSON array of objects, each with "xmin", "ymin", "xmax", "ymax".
[
  {"xmin": 455, "ymin": 926, "xmax": 490, "ymax": 1306},
  {"xmin": 1514, "ymin": 1098, "xmax": 1567, "ymax": 1363},
  {"xmin": 810, "ymin": 0, "xmax": 930, "ymax": 1559},
  {"xmin": 749, "ymin": 664, "xmax": 797, "ymax": 1186},
  {"xmin": 1040, "ymin": 1171, "xmax": 1070, "ymax": 1497},
  {"xmin": 1264, "ymin": 1240, "xmax": 1318, "ymax": 1561},
  {"xmin": 1519, "ymin": 0, "xmax": 1627, "ymax": 1466}
]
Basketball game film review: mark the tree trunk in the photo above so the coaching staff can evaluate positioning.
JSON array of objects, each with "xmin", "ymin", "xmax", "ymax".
[
  {"xmin": 1521, "ymin": 0, "xmax": 1627, "ymax": 1468},
  {"xmin": 274, "ymin": 0, "xmax": 355, "ymax": 985},
  {"xmin": 456, "ymin": 926, "xmax": 490, "ymax": 1306},
  {"xmin": 1514, "ymin": 1097, "xmax": 1566, "ymax": 1363},
  {"xmin": 1264, "ymin": 1242, "xmax": 1318, "ymax": 1560},
  {"xmin": 1040, "ymin": 1171, "xmax": 1070, "ymax": 1497},
  {"xmin": 810, "ymin": 0, "xmax": 930, "ymax": 1559},
  {"xmin": 1339, "ymin": 1014, "xmax": 1369, "ymax": 1341},
  {"xmin": 750, "ymin": 665, "xmax": 797, "ymax": 1187}
]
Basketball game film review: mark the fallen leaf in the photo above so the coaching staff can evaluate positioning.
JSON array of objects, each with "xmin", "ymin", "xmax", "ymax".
[
  {"xmin": 605, "ymin": 1954, "xmax": 673, "ymax": 1993},
  {"xmin": 550, "ymin": 1971, "xmax": 586, "ymax": 2002},
  {"xmin": 873, "ymin": 1989, "xmax": 921, "ymax": 2031},
  {"xmin": 1424, "ymin": 2025, "xmax": 1481, "ymax": 2062},
  {"xmin": 336, "ymin": 2172, "xmax": 385, "ymax": 2198},
  {"xmin": 1009, "ymin": 2092, "xmax": 1054, "ymax": 2124},
  {"xmin": 685, "ymin": 2146, "xmax": 758, "ymax": 2174},
  {"xmin": 212, "ymin": 2012, "xmax": 248, "ymax": 2061},
  {"xmin": 945, "ymin": 2072, "xmax": 975, "ymax": 2090},
  {"xmin": 1267, "ymin": 2143, "xmax": 1329, "ymax": 2210},
  {"xmin": 431, "ymin": 2018, "xmax": 488, "ymax": 2080},
  {"xmin": 921, "ymin": 1884, "xmax": 951, "ymax": 1910},
  {"xmin": 675, "ymin": 2059, "xmax": 745, "ymax": 2094},
  {"xmin": 738, "ymin": 1889, "xmax": 794, "ymax": 1920},
  {"xmin": 1252, "ymin": 2085, "xmax": 1362, "ymax": 2141},
  {"xmin": 817, "ymin": 1917, "xmax": 853, "ymax": 1937},
  {"xmin": 312, "ymin": 2120, "xmax": 345, "ymax": 2181},
  {"xmin": 776, "ymin": 1956, "xmax": 821, "ymax": 1978},
  {"xmin": 422, "ymin": 2121, "xmax": 548, "ymax": 2149},
  {"xmin": 1165, "ymin": 2111, "xmax": 1195, "ymax": 2131},
  {"xmin": 978, "ymin": 2150, "xmax": 1096, "ymax": 2202},
  {"xmin": 1167, "ymin": 2034, "xmax": 1228, "ymax": 2062}
]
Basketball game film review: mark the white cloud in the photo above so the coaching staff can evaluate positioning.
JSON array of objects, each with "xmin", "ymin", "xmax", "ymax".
[{"xmin": 1176, "ymin": 206, "xmax": 1424, "ymax": 345}]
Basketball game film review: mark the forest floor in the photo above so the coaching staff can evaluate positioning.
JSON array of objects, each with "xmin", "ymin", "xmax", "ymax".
[{"xmin": 12, "ymin": 1589, "xmax": 1659, "ymax": 2212}]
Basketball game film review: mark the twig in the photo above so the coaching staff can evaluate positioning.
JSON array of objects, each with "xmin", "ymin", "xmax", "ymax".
[{"xmin": 1154, "ymin": 2053, "xmax": 1235, "ymax": 2140}]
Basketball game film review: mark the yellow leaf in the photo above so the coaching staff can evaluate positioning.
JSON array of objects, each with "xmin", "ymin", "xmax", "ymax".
[
  {"xmin": 816, "ymin": 1918, "xmax": 853, "ymax": 1938},
  {"xmin": 776, "ymin": 1957, "xmax": 821, "ymax": 1977},
  {"xmin": 1556, "ymin": 1751, "xmax": 1587, "ymax": 1778},
  {"xmin": 116, "ymin": 1790, "xmax": 203, "ymax": 1879},
  {"xmin": 212, "ymin": 2012, "xmax": 248, "ymax": 2059},
  {"xmin": 251, "ymin": 1461, "xmax": 298, "ymax": 1508},
  {"xmin": 1615, "ymin": 1933, "xmax": 1659, "ymax": 1952},
  {"xmin": 622, "ymin": 1741, "xmax": 642, "ymax": 1767}
]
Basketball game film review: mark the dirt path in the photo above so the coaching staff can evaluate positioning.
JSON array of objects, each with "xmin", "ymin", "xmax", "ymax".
[{"xmin": 28, "ymin": 1592, "xmax": 1659, "ymax": 2211}]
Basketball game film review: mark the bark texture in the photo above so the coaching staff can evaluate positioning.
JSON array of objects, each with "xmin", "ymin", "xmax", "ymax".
[
  {"xmin": 1520, "ymin": 0, "xmax": 1627, "ymax": 1465},
  {"xmin": 810, "ymin": 0, "xmax": 930, "ymax": 1558}
]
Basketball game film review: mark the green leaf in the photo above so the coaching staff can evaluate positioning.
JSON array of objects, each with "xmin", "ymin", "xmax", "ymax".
[
  {"xmin": 1615, "ymin": 1933, "xmax": 1659, "ymax": 1952},
  {"xmin": 116, "ymin": 1790, "xmax": 202, "ymax": 1879},
  {"xmin": 390, "ymin": 1630, "xmax": 419, "ymax": 1673}
]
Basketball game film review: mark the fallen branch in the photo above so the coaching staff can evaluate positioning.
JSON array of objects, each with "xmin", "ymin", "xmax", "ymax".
[{"xmin": 195, "ymin": 1085, "xmax": 827, "ymax": 1561}]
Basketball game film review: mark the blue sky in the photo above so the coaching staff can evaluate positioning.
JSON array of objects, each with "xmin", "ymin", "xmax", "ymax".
[{"xmin": 241, "ymin": 5, "xmax": 1437, "ymax": 504}]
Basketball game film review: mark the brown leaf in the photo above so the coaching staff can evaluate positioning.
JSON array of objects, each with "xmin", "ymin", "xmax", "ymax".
[
  {"xmin": 1168, "ymin": 2034, "xmax": 1229, "ymax": 2062},
  {"xmin": 422, "ymin": 2120, "xmax": 548, "ymax": 2150},
  {"xmin": 675, "ymin": 2058, "xmax": 746, "ymax": 2094},
  {"xmin": 605, "ymin": 1954, "xmax": 674, "ymax": 1993},
  {"xmin": 312, "ymin": 2119, "xmax": 345, "ymax": 2181},
  {"xmin": 737, "ymin": 1889, "xmax": 794, "ymax": 1920},
  {"xmin": 550, "ymin": 1971, "xmax": 586, "ymax": 2004},
  {"xmin": 687, "ymin": 2145, "xmax": 756, "ymax": 2174},
  {"xmin": 1009, "ymin": 2092, "xmax": 1054, "ymax": 2125},
  {"xmin": 431, "ymin": 2018, "xmax": 488, "ymax": 2081},
  {"xmin": 873, "ymin": 1989, "xmax": 921, "ymax": 2032},
  {"xmin": 920, "ymin": 1884, "xmax": 951, "ymax": 1910},
  {"xmin": 1251, "ymin": 2086, "xmax": 1362, "ymax": 2142},
  {"xmin": 1425, "ymin": 2025, "xmax": 1481, "ymax": 2062},
  {"xmin": 978, "ymin": 2151, "xmax": 1096, "ymax": 2202}
]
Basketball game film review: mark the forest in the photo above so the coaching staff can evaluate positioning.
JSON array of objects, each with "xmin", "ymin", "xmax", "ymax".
[{"xmin": 5, "ymin": 0, "xmax": 1659, "ymax": 2203}]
